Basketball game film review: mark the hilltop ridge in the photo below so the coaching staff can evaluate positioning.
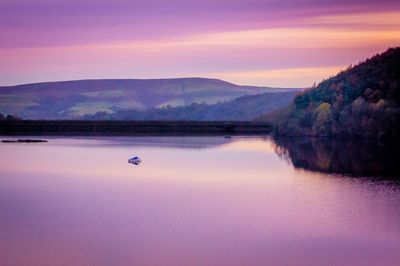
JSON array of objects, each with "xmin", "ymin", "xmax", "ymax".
[{"xmin": 0, "ymin": 77, "xmax": 298, "ymax": 119}]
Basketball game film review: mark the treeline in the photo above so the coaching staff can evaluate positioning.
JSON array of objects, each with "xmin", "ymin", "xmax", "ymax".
[
  {"xmin": 275, "ymin": 47, "xmax": 400, "ymax": 140},
  {"xmin": 0, "ymin": 114, "xmax": 21, "ymax": 121},
  {"xmin": 82, "ymin": 91, "xmax": 296, "ymax": 121},
  {"xmin": 0, "ymin": 120, "xmax": 272, "ymax": 135}
]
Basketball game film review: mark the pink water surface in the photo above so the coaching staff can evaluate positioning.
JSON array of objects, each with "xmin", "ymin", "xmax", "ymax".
[{"xmin": 0, "ymin": 136, "xmax": 399, "ymax": 266}]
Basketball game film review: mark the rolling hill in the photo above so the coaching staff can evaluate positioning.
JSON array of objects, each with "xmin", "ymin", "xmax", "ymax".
[
  {"xmin": 85, "ymin": 91, "xmax": 298, "ymax": 121},
  {"xmin": 0, "ymin": 78, "xmax": 298, "ymax": 119}
]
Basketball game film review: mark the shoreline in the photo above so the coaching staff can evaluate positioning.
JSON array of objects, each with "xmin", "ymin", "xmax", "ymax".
[{"xmin": 0, "ymin": 120, "xmax": 272, "ymax": 136}]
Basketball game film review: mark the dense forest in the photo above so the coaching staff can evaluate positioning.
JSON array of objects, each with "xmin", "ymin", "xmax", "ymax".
[
  {"xmin": 275, "ymin": 48, "xmax": 400, "ymax": 140},
  {"xmin": 82, "ymin": 91, "xmax": 296, "ymax": 121}
]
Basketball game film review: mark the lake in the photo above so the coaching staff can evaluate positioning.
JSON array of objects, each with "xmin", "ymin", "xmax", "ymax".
[{"xmin": 1, "ymin": 136, "xmax": 399, "ymax": 266}]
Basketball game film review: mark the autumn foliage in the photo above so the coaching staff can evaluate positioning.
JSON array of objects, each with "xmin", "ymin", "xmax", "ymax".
[{"xmin": 277, "ymin": 47, "xmax": 400, "ymax": 140}]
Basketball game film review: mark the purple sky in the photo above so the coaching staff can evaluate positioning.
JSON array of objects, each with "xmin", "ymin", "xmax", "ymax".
[{"xmin": 1, "ymin": 0, "xmax": 400, "ymax": 87}]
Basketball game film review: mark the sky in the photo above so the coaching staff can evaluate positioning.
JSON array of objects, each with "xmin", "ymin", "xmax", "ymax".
[{"xmin": 0, "ymin": 0, "xmax": 399, "ymax": 87}]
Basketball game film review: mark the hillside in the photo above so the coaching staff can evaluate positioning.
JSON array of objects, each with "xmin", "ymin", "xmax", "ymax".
[
  {"xmin": 275, "ymin": 47, "xmax": 400, "ymax": 139},
  {"xmin": 0, "ymin": 78, "xmax": 297, "ymax": 119},
  {"xmin": 83, "ymin": 91, "xmax": 297, "ymax": 121}
]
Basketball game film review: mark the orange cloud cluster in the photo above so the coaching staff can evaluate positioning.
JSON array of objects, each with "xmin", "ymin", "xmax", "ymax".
[{"xmin": 1, "ymin": 11, "xmax": 399, "ymax": 87}]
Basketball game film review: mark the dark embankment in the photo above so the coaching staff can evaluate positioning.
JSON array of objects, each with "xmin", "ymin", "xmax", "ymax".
[
  {"xmin": 273, "ymin": 47, "xmax": 400, "ymax": 140},
  {"xmin": 2, "ymin": 139, "xmax": 47, "ymax": 143},
  {"xmin": 0, "ymin": 120, "xmax": 272, "ymax": 136}
]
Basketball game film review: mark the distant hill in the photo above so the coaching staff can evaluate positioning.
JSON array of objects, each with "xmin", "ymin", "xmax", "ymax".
[
  {"xmin": 83, "ymin": 91, "xmax": 298, "ymax": 121},
  {"xmin": 274, "ymin": 47, "xmax": 400, "ymax": 140},
  {"xmin": 0, "ymin": 78, "xmax": 298, "ymax": 119}
]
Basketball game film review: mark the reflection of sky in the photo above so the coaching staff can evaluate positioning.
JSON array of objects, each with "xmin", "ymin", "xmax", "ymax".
[
  {"xmin": 1, "ymin": 0, "xmax": 400, "ymax": 87},
  {"xmin": 1, "ymin": 137, "xmax": 400, "ymax": 265},
  {"xmin": 0, "ymin": 136, "xmax": 281, "ymax": 181}
]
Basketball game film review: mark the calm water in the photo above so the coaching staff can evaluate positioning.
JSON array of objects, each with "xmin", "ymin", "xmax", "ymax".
[{"xmin": 0, "ymin": 136, "xmax": 399, "ymax": 266}]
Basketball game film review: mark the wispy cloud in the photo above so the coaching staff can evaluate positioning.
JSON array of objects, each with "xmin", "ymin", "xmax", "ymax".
[{"xmin": 0, "ymin": 1, "xmax": 399, "ymax": 86}]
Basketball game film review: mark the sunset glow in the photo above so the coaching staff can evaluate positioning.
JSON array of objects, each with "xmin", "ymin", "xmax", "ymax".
[{"xmin": 1, "ymin": 0, "xmax": 399, "ymax": 87}]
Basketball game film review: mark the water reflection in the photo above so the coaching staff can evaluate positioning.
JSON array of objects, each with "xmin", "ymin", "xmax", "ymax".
[
  {"xmin": 272, "ymin": 136, "xmax": 400, "ymax": 178},
  {"xmin": 1, "ymin": 136, "xmax": 400, "ymax": 266},
  {"xmin": 39, "ymin": 136, "xmax": 237, "ymax": 149}
]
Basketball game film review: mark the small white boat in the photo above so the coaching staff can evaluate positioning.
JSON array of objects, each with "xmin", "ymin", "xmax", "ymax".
[{"xmin": 128, "ymin": 156, "xmax": 142, "ymax": 165}]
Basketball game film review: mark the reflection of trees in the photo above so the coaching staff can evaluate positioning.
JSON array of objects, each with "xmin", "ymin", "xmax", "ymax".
[{"xmin": 272, "ymin": 137, "xmax": 400, "ymax": 178}]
